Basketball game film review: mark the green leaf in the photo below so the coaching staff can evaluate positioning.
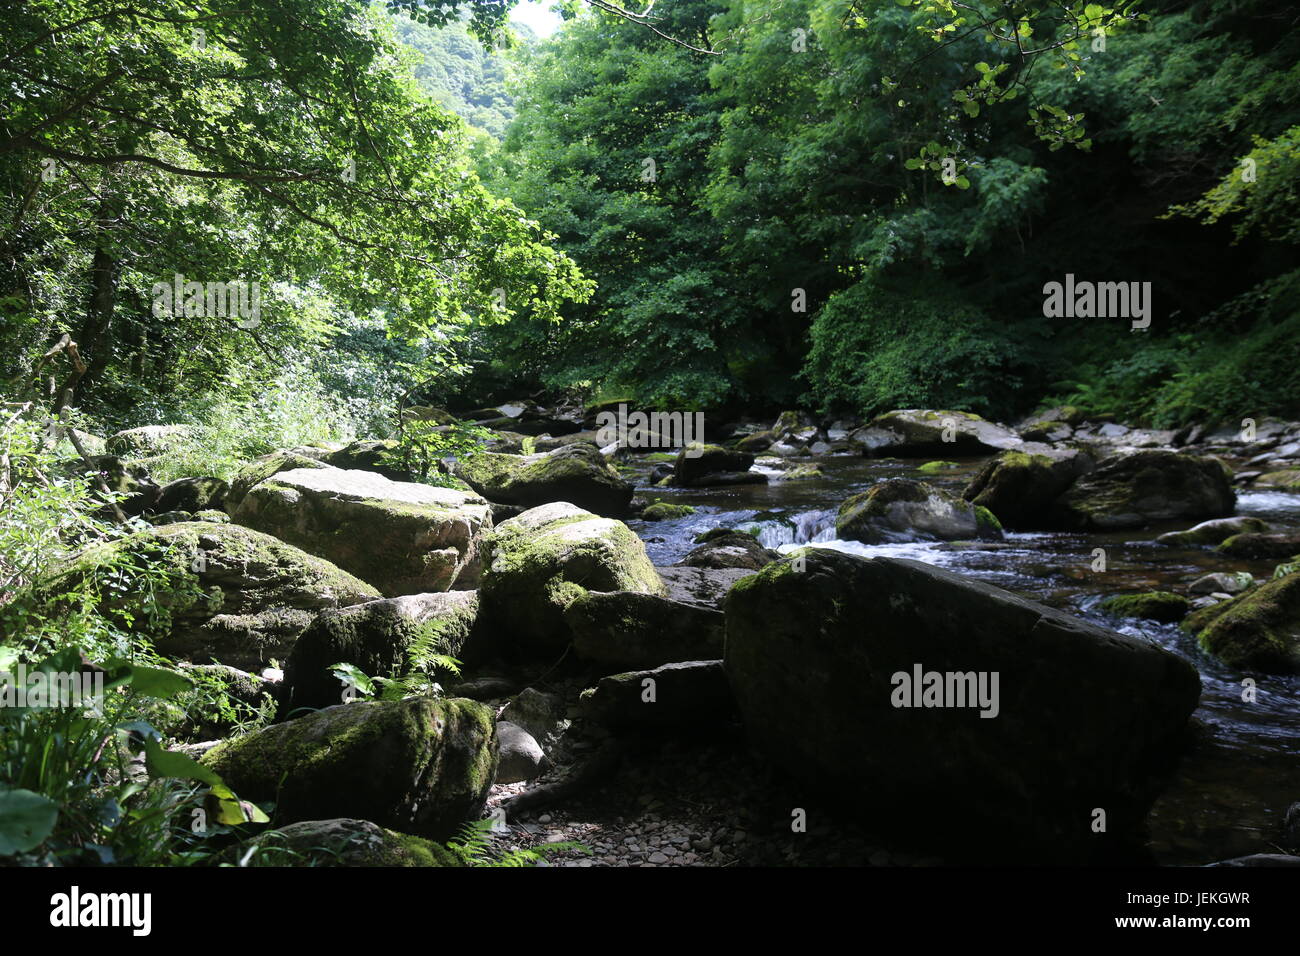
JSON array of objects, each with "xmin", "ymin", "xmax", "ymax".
[
  {"xmin": 0, "ymin": 788, "xmax": 59, "ymax": 854},
  {"xmin": 126, "ymin": 665, "xmax": 192, "ymax": 700},
  {"xmin": 143, "ymin": 737, "xmax": 221, "ymax": 786}
]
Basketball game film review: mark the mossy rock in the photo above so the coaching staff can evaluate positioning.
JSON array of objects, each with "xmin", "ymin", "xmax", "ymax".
[
  {"xmin": 837, "ymin": 478, "xmax": 1003, "ymax": 544},
  {"xmin": 1217, "ymin": 532, "xmax": 1300, "ymax": 560},
  {"xmin": 1255, "ymin": 470, "xmax": 1300, "ymax": 491},
  {"xmin": 1181, "ymin": 571, "xmax": 1300, "ymax": 672},
  {"xmin": 1099, "ymin": 591, "xmax": 1190, "ymax": 623},
  {"xmin": 917, "ymin": 460, "xmax": 959, "ymax": 474},
  {"xmin": 324, "ymin": 439, "xmax": 413, "ymax": 481},
  {"xmin": 105, "ymin": 424, "xmax": 194, "ymax": 457},
  {"xmin": 680, "ymin": 531, "xmax": 776, "ymax": 571},
  {"xmin": 154, "ymin": 476, "xmax": 228, "ymax": 514},
  {"xmin": 222, "ymin": 818, "xmax": 461, "ymax": 867},
  {"xmin": 478, "ymin": 502, "xmax": 665, "ymax": 655},
  {"xmin": 850, "ymin": 409, "xmax": 1020, "ymax": 457},
  {"xmin": 782, "ymin": 463, "xmax": 823, "ymax": 480},
  {"xmin": 281, "ymin": 591, "xmax": 479, "ymax": 713},
  {"xmin": 963, "ymin": 447, "xmax": 1093, "ymax": 530},
  {"xmin": 1052, "ymin": 451, "xmax": 1235, "ymax": 531},
  {"xmin": 28, "ymin": 521, "xmax": 380, "ymax": 670},
  {"xmin": 234, "ymin": 466, "xmax": 491, "ymax": 596},
  {"xmin": 456, "ymin": 443, "xmax": 633, "ymax": 516},
  {"xmin": 226, "ymin": 449, "xmax": 328, "ymax": 511},
  {"xmin": 1155, "ymin": 516, "xmax": 1270, "ymax": 547},
  {"xmin": 671, "ymin": 445, "xmax": 757, "ymax": 488},
  {"xmin": 202, "ymin": 696, "xmax": 498, "ymax": 839},
  {"xmin": 641, "ymin": 502, "xmax": 697, "ymax": 521},
  {"xmin": 564, "ymin": 590, "xmax": 724, "ymax": 669}
]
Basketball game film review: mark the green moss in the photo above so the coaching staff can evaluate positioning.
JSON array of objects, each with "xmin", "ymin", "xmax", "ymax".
[
  {"xmin": 1099, "ymin": 591, "xmax": 1190, "ymax": 623},
  {"xmin": 1184, "ymin": 572, "xmax": 1300, "ymax": 672},
  {"xmin": 642, "ymin": 502, "xmax": 697, "ymax": 521},
  {"xmin": 917, "ymin": 460, "xmax": 959, "ymax": 474},
  {"xmin": 974, "ymin": 505, "xmax": 1003, "ymax": 535}
]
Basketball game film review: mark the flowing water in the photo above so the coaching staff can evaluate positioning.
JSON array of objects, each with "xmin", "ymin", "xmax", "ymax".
[{"xmin": 623, "ymin": 452, "xmax": 1300, "ymax": 864}]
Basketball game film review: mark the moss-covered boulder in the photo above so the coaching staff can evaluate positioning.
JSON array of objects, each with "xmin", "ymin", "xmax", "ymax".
[
  {"xmin": 29, "ymin": 522, "xmax": 379, "ymax": 670},
  {"xmin": 77, "ymin": 454, "xmax": 161, "ymax": 517},
  {"xmin": 1051, "ymin": 450, "xmax": 1234, "ymax": 530},
  {"xmin": 478, "ymin": 502, "xmax": 665, "ymax": 655},
  {"xmin": 280, "ymin": 591, "xmax": 479, "ymax": 713},
  {"xmin": 640, "ymin": 502, "xmax": 697, "ymax": 521},
  {"xmin": 153, "ymin": 476, "xmax": 228, "ymax": 515},
  {"xmin": 564, "ymin": 590, "xmax": 725, "ymax": 669},
  {"xmin": 1188, "ymin": 571, "xmax": 1254, "ymax": 596},
  {"xmin": 679, "ymin": 530, "xmax": 778, "ymax": 570},
  {"xmin": 838, "ymin": 478, "xmax": 1003, "ymax": 543},
  {"xmin": 234, "ymin": 466, "xmax": 491, "ymax": 596},
  {"xmin": 455, "ymin": 442, "xmax": 633, "ymax": 516},
  {"xmin": 723, "ymin": 549, "xmax": 1201, "ymax": 862},
  {"xmin": 736, "ymin": 430, "xmax": 774, "ymax": 453},
  {"xmin": 1217, "ymin": 532, "xmax": 1300, "ymax": 560},
  {"xmin": 963, "ymin": 447, "xmax": 1094, "ymax": 529},
  {"xmin": 323, "ymin": 439, "xmax": 413, "ymax": 481},
  {"xmin": 202, "ymin": 697, "xmax": 497, "ymax": 839},
  {"xmin": 1155, "ymin": 515, "xmax": 1270, "ymax": 547},
  {"xmin": 1099, "ymin": 591, "xmax": 1191, "ymax": 623},
  {"xmin": 226, "ymin": 449, "xmax": 329, "ymax": 512},
  {"xmin": 671, "ymin": 445, "xmax": 765, "ymax": 488},
  {"xmin": 1181, "ymin": 571, "xmax": 1300, "ymax": 672},
  {"xmin": 223, "ymin": 818, "xmax": 460, "ymax": 867},
  {"xmin": 849, "ymin": 409, "xmax": 1022, "ymax": 458},
  {"xmin": 917, "ymin": 460, "xmax": 959, "ymax": 474},
  {"xmin": 105, "ymin": 424, "xmax": 194, "ymax": 458}
]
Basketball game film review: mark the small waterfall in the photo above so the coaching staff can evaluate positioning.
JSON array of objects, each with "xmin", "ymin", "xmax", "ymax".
[{"xmin": 754, "ymin": 509, "xmax": 837, "ymax": 548}]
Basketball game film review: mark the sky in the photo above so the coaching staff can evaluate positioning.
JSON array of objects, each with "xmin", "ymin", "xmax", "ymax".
[{"xmin": 510, "ymin": 0, "xmax": 563, "ymax": 37}]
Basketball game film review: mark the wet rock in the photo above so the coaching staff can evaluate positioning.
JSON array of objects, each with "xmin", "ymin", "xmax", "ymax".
[
  {"xmin": 723, "ymin": 549, "xmax": 1201, "ymax": 862},
  {"xmin": 1156, "ymin": 515, "xmax": 1270, "ymax": 547},
  {"xmin": 672, "ymin": 445, "xmax": 763, "ymax": 488},
  {"xmin": 838, "ymin": 478, "xmax": 1003, "ymax": 543},
  {"xmin": 1098, "ymin": 591, "xmax": 1190, "ymax": 623},
  {"xmin": 679, "ymin": 530, "xmax": 778, "ymax": 570},
  {"xmin": 641, "ymin": 502, "xmax": 697, "ymax": 521}
]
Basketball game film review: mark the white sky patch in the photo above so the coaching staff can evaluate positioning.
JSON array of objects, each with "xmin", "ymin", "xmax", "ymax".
[{"xmin": 510, "ymin": 0, "xmax": 563, "ymax": 37}]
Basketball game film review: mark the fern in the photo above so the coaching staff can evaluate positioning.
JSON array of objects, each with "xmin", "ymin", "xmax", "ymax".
[{"xmin": 445, "ymin": 818, "xmax": 589, "ymax": 867}]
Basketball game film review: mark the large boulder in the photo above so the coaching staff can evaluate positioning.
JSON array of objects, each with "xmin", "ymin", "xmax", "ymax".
[
  {"xmin": 324, "ymin": 439, "xmax": 412, "ymax": 481},
  {"xmin": 153, "ymin": 476, "xmax": 228, "ymax": 515},
  {"xmin": 564, "ymin": 590, "xmax": 725, "ymax": 669},
  {"xmin": 27, "ymin": 521, "xmax": 379, "ymax": 670},
  {"xmin": 671, "ymin": 445, "xmax": 765, "ymax": 488},
  {"xmin": 1181, "ymin": 571, "xmax": 1300, "ymax": 672},
  {"xmin": 1052, "ymin": 451, "xmax": 1234, "ymax": 530},
  {"xmin": 962, "ymin": 446, "xmax": 1094, "ymax": 530},
  {"xmin": 234, "ymin": 466, "xmax": 491, "ymax": 596},
  {"xmin": 477, "ymin": 502, "xmax": 665, "ymax": 655},
  {"xmin": 849, "ymin": 410, "xmax": 1022, "ymax": 458},
  {"xmin": 837, "ymin": 479, "xmax": 1003, "ymax": 543},
  {"xmin": 280, "ymin": 591, "xmax": 479, "ymax": 713},
  {"xmin": 1155, "ymin": 515, "xmax": 1270, "ymax": 547},
  {"xmin": 202, "ymin": 697, "xmax": 497, "ymax": 839},
  {"xmin": 225, "ymin": 449, "xmax": 328, "ymax": 512},
  {"xmin": 723, "ymin": 549, "xmax": 1201, "ymax": 862},
  {"xmin": 455, "ymin": 443, "xmax": 633, "ymax": 516},
  {"xmin": 656, "ymin": 566, "xmax": 756, "ymax": 609}
]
